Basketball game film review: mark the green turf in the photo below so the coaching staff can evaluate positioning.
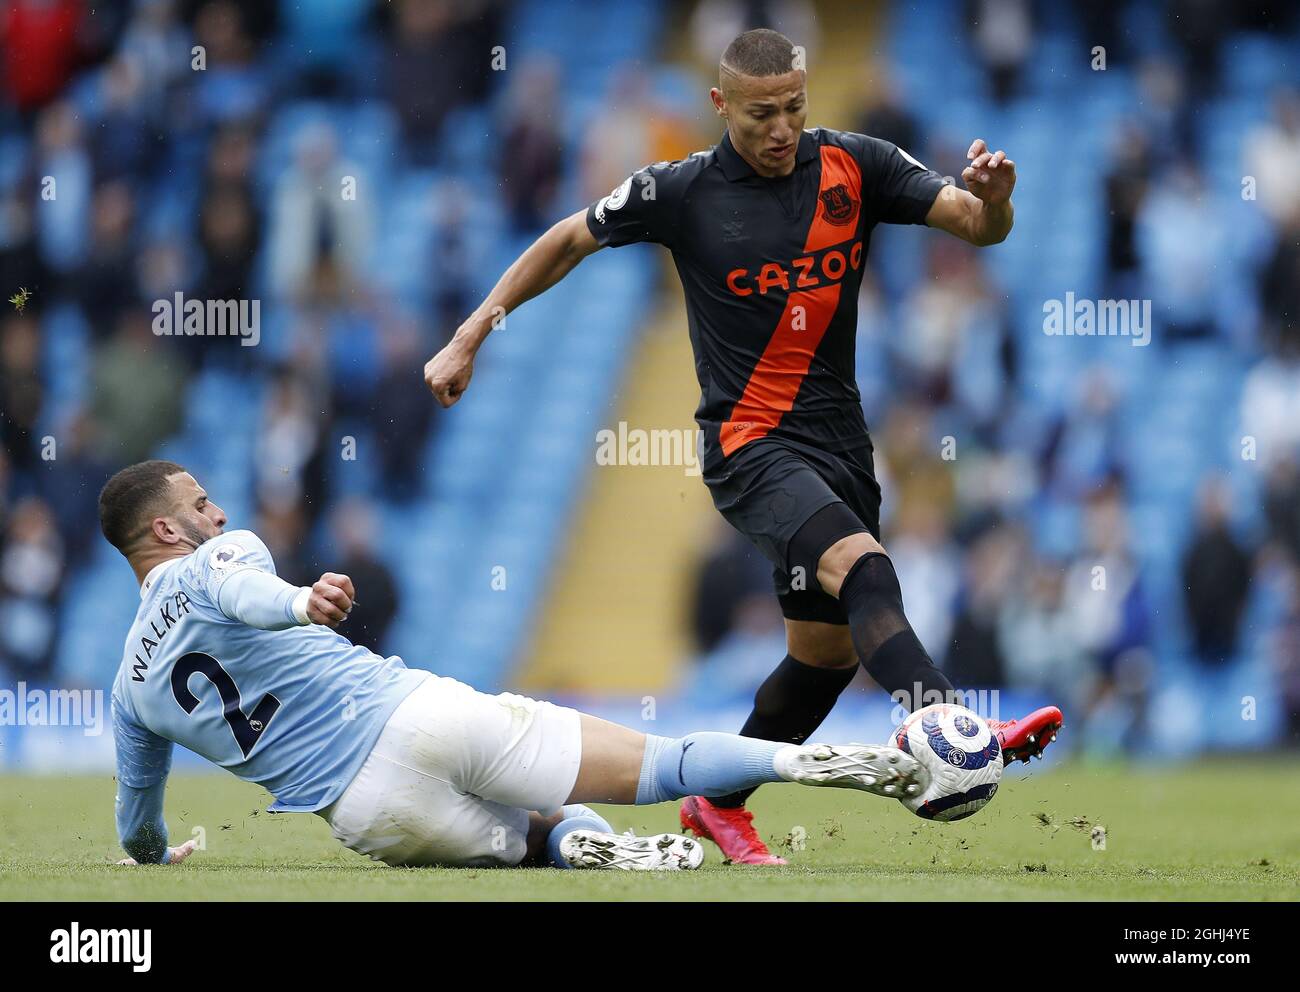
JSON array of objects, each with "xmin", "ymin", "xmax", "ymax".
[{"xmin": 1, "ymin": 759, "xmax": 1297, "ymax": 901}]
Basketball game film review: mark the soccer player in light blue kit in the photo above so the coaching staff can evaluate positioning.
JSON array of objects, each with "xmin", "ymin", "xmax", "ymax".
[{"xmin": 105, "ymin": 461, "xmax": 928, "ymax": 870}]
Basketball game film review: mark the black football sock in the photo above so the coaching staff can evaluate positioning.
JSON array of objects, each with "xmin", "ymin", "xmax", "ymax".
[
  {"xmin": 840, "ymin": 552, "xmax": 954, "ymax": 709},
  {"xmin": 710, "ymin": 653, "xmax": 857, "ymax": 809}
]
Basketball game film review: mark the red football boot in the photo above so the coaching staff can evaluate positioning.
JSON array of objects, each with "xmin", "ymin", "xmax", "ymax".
[
  {"xmin": 989, "ymin": 706, "xmax": 1063, "ymax": 764},
  {"xmin": 679, "ymin": 796, "xmax": 788, "ymax": 866}
]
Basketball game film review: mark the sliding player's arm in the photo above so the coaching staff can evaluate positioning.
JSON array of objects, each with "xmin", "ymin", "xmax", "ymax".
[
  {"xmin": 112, "ymin": 694, "xmax": 194, "ymax": 866},
  {"xmin": 217, "ymin": 567, "xmax": 355, "ymax": 630},
  {"xmin": 924, "ymin": 137, "xmax": 1015, "ymax": 247},
  {"xmin": 202, "ymin": 531, "xmax": 355, "ymax": 630},
  {"xmin": 424, "ymin": 210, "xmax": 601, "ymax": 408}
]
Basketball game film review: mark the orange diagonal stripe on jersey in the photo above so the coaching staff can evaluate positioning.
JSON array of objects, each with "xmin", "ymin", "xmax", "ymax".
[
  {"xmin": 719, "ymin": 145, "xmax": 862, "ymax": 457},
  {"xmin": 720, "ymin": 282, "xmax": 842, "ymax": 456}
]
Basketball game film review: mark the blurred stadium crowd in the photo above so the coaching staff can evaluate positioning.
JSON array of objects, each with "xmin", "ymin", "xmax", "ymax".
[
  {"xmin": 0, "ymin": 0, "xmax": 504, "ymax": 673},
  {"xmin": 1, "ymin": 0, "xmax": 1298, "ymax": 760}
]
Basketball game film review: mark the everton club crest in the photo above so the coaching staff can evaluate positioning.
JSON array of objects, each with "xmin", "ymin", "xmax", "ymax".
[{"xmin": 819, "ymin": 183, "xmax": 859, "ymax": 226}]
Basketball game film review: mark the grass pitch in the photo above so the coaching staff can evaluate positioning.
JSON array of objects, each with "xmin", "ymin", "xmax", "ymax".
[{"xmin": 1, "ymin": 758, "xmax": 1296, "ymax": 901}]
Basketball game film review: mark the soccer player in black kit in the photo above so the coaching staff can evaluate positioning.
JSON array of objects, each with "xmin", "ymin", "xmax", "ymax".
[{"xmin": 426, "ymin": 29, "xmax": 1062, "ymax": 864}]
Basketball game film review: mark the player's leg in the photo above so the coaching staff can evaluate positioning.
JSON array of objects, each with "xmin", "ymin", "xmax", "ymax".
[
  {"xmin": 319, "ymin": 678, "xmax": 659, "ymax": 870},
  {"xmin": 679, "ymin": 616, "xmax": 860, "ymax": 863},
  {"xmin": 567, "ymin": 712, "xmax": 925, "ymax": 806},
  {"xmin": 517, "ymin": 806, "xmax": 707, "ymax": 868},
  {"xmin": 809, "ymin": 514, "xmax": 1061, "ymax": 761},
  {"xmin": 701, "ymin": 442, "xmax": 877, "ymax": 792},
  {"xmin": 398, "ymin": 675, "xmax": 923, "ymax": 869},
  {"xmin": 810, "ymin": 508, "xmax": 1062, "ymax": 758},
  {"xmin": 446, "ymin": 684, "xmax": 915, "ymax": 810},
  {"xmin": 563, "ymin": 713, "xmax": 643, "ymax": 802},
  {"xmin": 809, "ymin": 445, "xmax": 1063, "ymax": 756},
  {"xmin": 319, "ymin": 691, "xmax": 535, "ymax": 868},
  {"xmin": 708, "ymin": 618, "xmax": 857, "ymax": 812},
  {"xmin": 811, "ymin": 522, "xmax": 955, "ymax": 710},
  {"xmin": 688, "ymin": 442, "xmax": 885, "ymax": 861},
  {"xmin": 522, "ymin": 810, "xmax": 567, "ymax": 864},
  {"xmin": 446, "ymin": 695, "xmax": 925, "ymax": 809},
  {"xmin": 796, "ymin": 442, "xmax": 956, "ymax": 712},
  {"xmin": 520, "ymin": 803, "xmax": 704, "ymax": 872},
  {"xmin": 379, "ymin": 682, "xmax": 696, "ymax": 871},
  {"xmin": 535, "ymin": 802, "xmax": 705, "ymax": 871}
]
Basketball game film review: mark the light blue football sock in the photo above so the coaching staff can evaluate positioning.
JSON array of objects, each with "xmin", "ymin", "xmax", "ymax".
[
  {"xmin": 546, "ymin": 804, "xmax": 615, "ymax": 869},
  {"xmin": 635, "ymin": 733, "xmax": 788, "ymax": 805}
]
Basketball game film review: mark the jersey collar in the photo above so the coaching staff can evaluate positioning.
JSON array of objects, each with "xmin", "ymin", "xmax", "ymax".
[
  {"xmin": 140, "ymin": 558, "xmax": 180, "ymax": 599},
  {"xmin": 716, "ymin": 128, "xmax": 818, "ymax": 181}
]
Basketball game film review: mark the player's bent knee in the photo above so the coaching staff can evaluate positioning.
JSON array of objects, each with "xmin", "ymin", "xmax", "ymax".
[{"xmin": 817, "ymin": 532, "xmax": 885, "ymax": 597}]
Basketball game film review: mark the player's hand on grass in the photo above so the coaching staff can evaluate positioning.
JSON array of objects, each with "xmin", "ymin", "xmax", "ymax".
[
  {"xmin": 308, "ymin": 572, "xmax": 355, "ymax": 628},
  {"xmin": 424, "ymin": 340, "xmax": 475, "ymax": 408},
  {"xmin": 962, "ymin": 138, "xmax": 1016, "ymax": 206},
  {"xmin": 116, "ymin": 839, "xmax": 199, "ymax": 866}
]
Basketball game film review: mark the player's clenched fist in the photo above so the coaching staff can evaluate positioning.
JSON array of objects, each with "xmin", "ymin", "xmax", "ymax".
[
  {"xmin": 961, "ymin": 138, "xmax": 1016, "ymax": 206},
  {"xmin": 308, "ymin": 572, "xmax": 355, "ymax": 628},
  {"xmin": 424, "ymin": 340, "xmax": 475, "ymax": 408}
]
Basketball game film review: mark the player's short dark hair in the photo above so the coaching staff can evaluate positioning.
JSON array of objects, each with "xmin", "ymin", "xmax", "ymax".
[
  {"xmin": 721, "ymin": 28, "xmax": 799, "ymax": 78},
  {"xmin": 99, "ymin": 460, "xmax": 188, "ymax": 553}
]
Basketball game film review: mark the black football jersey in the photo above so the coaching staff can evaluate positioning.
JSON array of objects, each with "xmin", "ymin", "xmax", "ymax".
[{"xmin": 586, "ymin": 127, "xmax": 946, "ymax": 474}]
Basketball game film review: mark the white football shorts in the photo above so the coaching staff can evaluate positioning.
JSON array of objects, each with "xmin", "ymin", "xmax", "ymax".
[{"xmin": 318, "ymin": 674, "xmax": 584, "ymax": 867}]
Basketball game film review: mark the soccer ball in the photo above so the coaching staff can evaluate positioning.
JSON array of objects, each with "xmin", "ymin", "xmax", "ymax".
[{"xmin": 893, "ymin": 703, "xmax": 1003, "ymax": 821}]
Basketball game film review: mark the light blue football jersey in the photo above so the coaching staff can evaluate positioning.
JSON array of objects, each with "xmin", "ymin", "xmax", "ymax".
[{"xmin": 111, "ymin": 530, "xmax": 428, "ymax": 812}]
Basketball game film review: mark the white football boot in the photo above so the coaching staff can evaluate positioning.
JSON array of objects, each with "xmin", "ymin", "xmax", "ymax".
[
  {"xmin": 558, "ymin": 830, "xmax": 705, "ymax": 871},
  {"xmin": 776, "ymin": 743, "xmax": 930, "ymax": 799}
]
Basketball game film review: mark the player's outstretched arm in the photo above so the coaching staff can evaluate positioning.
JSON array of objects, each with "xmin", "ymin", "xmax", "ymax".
[
  {"xmin": 216, "ymin": 567, "xmax": 355, "ymax": 630},
  {"xmin": 113, "ymin": 703, "xmax": 192, "ymax": 866},
  {"xmin": 925, "ymin": 138, "xmax": 1015, "ymax": 247},
  {"xmin": 424, "ymin": 209, "xmax": 601, "ymax": 408}
]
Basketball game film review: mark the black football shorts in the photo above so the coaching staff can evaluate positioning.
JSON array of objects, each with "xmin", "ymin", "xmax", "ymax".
[{"xmin": 703, "ymin": 435, "xmax": 882, "ymax": 624}]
